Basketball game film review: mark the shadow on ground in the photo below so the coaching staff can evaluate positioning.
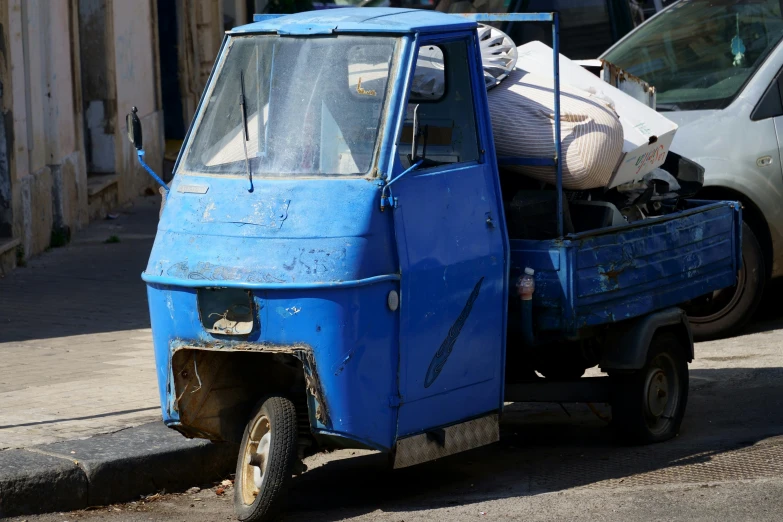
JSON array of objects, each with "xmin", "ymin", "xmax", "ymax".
[
  {"xmin": 0, "ymin": 197, "xmax": 160, "ymax": 343},
  {"xmin": 282, "ymin": 365, "xmax": 783, "ymax": 521},
  {"xmin": 744, "ymin": 279, "xmax": 783, "ymax": 335}
]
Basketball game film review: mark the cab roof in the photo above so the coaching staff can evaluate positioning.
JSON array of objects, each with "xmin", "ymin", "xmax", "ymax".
[{"xmin": 230, "ymin": 8, "xmax": 477, "ymax": 36}]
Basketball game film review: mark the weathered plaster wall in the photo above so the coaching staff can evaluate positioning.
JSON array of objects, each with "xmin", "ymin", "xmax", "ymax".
[
  {"xmin": 21, "ymin": 166, "xmax": 53, "ymax": 255},
  {"xmin": 1, "ymin": 0, "xmax": 88, "ymax": 261},
  {"xmin": 112, "ymin": 0, "xmax": 162, "ymax": 201},
  {"xmin": 79, "ymin": 0, "xmax": 115, "ymax": 175},
  {"xmin": 0, "ymin": 0, "xmax": 221, "ymax": 272},
  {"xmin": 54, "ymin": 151, "xmax": 89, "ymax": 232},
  {"xmin": 178, "ymin": 0, "xmax": 223, "ymax": 127}
]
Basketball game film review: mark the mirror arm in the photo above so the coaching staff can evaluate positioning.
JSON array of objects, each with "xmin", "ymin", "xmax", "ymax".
[
  {"xmin": 379, "ymin": 159, "xmax": 423, "ymax": 211},
  {"xmin": 127, "ymin": 106, "xmax": 168, "ymax": 193},
  {"xmin": 136, "ymin": 149, "xmax": 170, "ymax": 192}
]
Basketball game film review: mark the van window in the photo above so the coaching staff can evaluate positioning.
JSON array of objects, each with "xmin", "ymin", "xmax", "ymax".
[{"xmin": 604, "ymin": 0, "xmax": 783, "ymax": 111}]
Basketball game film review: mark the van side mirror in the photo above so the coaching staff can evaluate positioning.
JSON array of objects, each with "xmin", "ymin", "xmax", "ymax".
[{"xmin": 126, "ymin": 106, "xmax": 143, "ymax": 150}]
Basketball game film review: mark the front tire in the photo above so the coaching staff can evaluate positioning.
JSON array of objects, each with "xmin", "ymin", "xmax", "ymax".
[
  {"xmin": 234, "ymin": 396, "xmax": 298, "ymax": 522},
  {"xmin": 611, "ymin": 332, "xmax": 689, "ymax": 445},
  {"xmin": 685, "ymin": 222, "xmax": 765, "ymax": 341}
]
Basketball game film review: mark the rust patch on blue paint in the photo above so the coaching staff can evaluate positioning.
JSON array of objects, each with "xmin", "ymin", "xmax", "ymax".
[{"xmin": 598, "ymin": 260, "xmax": 635, "ymax": 288}]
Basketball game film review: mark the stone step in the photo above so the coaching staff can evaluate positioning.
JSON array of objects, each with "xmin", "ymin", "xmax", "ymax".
[
  {"xmin": 0, "ymin": 237, "xmax": 20, "ymax": 276},
  {"xmin": 87, "ymin": 173, "xmax": 120, "ymax": 221}
]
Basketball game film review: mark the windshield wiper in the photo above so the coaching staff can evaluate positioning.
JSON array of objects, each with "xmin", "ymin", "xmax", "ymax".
[{"xmin": 239, "ymin": 70, "xmax": 254, "ymax": 192}]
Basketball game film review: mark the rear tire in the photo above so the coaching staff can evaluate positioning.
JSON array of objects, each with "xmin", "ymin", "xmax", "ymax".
[
  {"xmin": 611, "ymin": 332, "xmax": 689, "ymax": 445},
  {"xmin": 685, "ymin": 222, "xmax": 764, "ymax": 341},
  {"xmin": 234, "ymin": 395, "xmax": 298, "ymax": 522}
]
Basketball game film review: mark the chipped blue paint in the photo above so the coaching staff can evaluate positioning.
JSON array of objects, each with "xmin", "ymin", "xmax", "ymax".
[
  {"xmin": 332, "ymin": 346, "xmax": 362, "ymax": 376},
  {"xmin": 509, "ymin": 201, "xmax": 742, "ymax": 337},
  {"xmin": 276, "ymin": 305, "xmax": 301, "ymax": 318}
]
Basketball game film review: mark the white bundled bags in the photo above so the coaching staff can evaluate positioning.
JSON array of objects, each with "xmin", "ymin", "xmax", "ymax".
[{"xmin": 488, "ymin": 67, "xmax": 624, "ymax": 190}]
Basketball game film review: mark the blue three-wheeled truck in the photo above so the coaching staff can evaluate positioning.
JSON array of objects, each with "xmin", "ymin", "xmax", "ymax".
[{"xmin": 129, "ymin": 8, "xmax": 742, "ymax": 521}]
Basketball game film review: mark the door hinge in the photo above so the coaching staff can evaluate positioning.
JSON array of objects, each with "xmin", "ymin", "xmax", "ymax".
[{"xmin": 388, "ymin": 394, "xmax": 402, "ymax": 407}]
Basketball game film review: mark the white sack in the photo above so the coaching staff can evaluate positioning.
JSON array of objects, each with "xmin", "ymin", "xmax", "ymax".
[{"xmin": 488, "ymin": 67, "xmax": 624, "ymax": 190}]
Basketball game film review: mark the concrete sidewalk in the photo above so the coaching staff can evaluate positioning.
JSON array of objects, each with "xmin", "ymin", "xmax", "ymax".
[
  {"xmin": 0, "ymin": 195, "xmax": 236, "ymax": 517},
  {"xmin": 0, "ymin": 196, "xmax": 161, "ymax": 449}
]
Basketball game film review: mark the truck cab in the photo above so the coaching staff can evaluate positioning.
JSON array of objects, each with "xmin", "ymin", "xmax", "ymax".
[{"xmin": 145, "ymin": 7, "xmax": 510, "ymax": 454}]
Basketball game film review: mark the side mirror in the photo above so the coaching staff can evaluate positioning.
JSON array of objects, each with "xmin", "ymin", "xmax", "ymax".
[
  {"xmin": 126, "ymin": 106, "xmax": 143, "ymax": 150},
  {"xmin": 126, "ymin": 105, "xmax": 169, "ymax": 193}
]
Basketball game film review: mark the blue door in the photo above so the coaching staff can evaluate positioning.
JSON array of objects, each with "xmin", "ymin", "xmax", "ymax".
[{"xmin": 392, "ymin": 36, "xmax": 508, "ymax": 437}]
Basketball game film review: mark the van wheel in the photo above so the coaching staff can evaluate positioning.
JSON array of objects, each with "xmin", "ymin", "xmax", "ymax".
[
  {"xmin": 234, "ymin": 396, "xmax": 297, "ymax": 522},
  {"xmin": 611, "ymin": 332, "xmax": 689, "ymax": 445},
  {"xmin": 684, "ymin": 222, "xmax": 765, "ymax": 341}
]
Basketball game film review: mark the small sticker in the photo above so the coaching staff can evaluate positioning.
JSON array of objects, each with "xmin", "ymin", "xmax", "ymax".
[{"xmin": 178, "ymin": 184, "xmax": 209, "ymax": 194}]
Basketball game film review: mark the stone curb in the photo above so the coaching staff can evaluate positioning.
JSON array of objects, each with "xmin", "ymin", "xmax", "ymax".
[{"xmin": 0, "ymin": 422, "xmax": 238, "ymax": 518}]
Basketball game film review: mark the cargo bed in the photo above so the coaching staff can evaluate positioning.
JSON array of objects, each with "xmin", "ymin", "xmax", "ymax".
[{"xmin": 509, "ymin": 200, "xmax": 742, "ymax": 337}]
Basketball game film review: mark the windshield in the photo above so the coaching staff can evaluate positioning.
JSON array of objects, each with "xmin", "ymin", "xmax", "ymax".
[
  {"xmin": 604, "ymin": 0, "xmax": 783, "ymax": 111},
  {"xmin": 179, "ymin": 35, "xmax": 398, "ymax": 177}
]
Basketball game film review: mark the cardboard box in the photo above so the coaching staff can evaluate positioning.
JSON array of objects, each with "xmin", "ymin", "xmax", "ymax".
[{"xmin": 514, "ymin": 41, "xmax": 678, "ymax": 188}]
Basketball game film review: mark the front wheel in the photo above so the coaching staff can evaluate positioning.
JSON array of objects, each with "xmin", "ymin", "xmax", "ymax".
[
  {"xmin": 234, "ymin": 396, "xmax": 298, "ymax": 522},
  {"xmin": 611, "ymin": 332, "xmax": 689, "ymax": 445}
]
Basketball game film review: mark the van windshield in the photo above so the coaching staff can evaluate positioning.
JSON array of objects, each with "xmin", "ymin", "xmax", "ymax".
[
  {"xmin": 603, "ymin": 0, "xmax": 783, "ymax": 111},
  {"xmin": 179, "ymin": 35, "xmax": 398, "ymax": 177}
]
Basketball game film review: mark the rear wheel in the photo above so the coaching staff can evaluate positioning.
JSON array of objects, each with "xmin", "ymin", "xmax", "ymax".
[
  {"xmin": 611, "ymin": 332, "xmax": 689, "ymax": 444},
  {"xmin": 684, "ymin": 222, "xmax": 764, "ymax": 341},
  {"xmin": 234, "ymin": 395, "xmax": 297, "ymax": 522}
]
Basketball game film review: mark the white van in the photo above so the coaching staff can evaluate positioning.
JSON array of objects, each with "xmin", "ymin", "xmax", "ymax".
[{"xmin": 602, "ymin": 0, "xmax": 783, "ymax": 339}]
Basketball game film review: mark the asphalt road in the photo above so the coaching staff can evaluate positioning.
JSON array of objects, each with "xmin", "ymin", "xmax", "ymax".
[{"xmin": 12, "ymin": 300, "xmax": 783, "ymax": 522}]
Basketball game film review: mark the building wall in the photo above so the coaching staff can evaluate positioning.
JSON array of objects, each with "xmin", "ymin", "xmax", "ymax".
[
  {"xmin": 112, "ymin": 0, "xmax": 163, "ymax": 202},
  {"xmin": 157, "ymin": 0, "xmax": 248, "ymax": 145},
  {"xmin": 79, "ymin": 0, "xmax": 116, "ymax": 176},
  {"xmin": 176, "ymin": 0, "xmax": 224, "ymax": 128},
  {"xmin": 0, "ymin": 0, "xmax": 89, "ymax": 264},
  {"xmin": 0, "ymin": 0, "xmax": 243, "ymax": 274},
  {"xmin": 0, "ymin": 0, "xmax": 164, "ymax": 272}
]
